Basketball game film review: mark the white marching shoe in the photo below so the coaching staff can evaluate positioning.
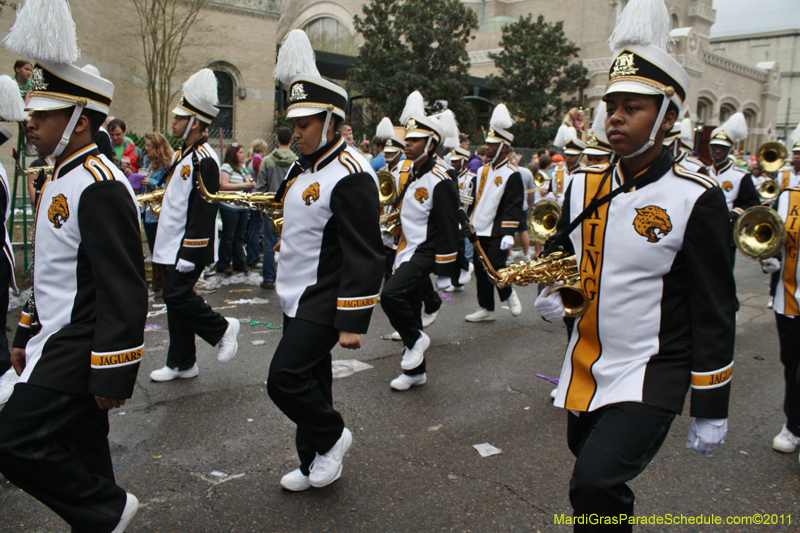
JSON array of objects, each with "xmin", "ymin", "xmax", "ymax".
[
  {"xmin": 150, "ymin": 364, "xmax": 199, "ymax": 382},
  {"xmin": 458, "ymin": 263, "xmax": 474, "ymax": 285},
  {"xmin": 465, "ymin": 308, "xmax": 495, "ymax": 322},
  {"xmin": 773, "ymin": 425, "xmax": 800, "ymax": 453},
  {"xmin": 389, "ymin": 331, "xmax": 402, "ymax": 341},
  {"xmin": 390, "ymin": 372, "xmax": 427, "ymax": 391},
  {"xmin": 422, "ymin": 309, "xmax": 439, "ymax": 328},
  {"xmin": 445, "ymin": 284, "xmax": 465, "ymax": 292},
  {"xmin": 280, "ymin": 468, "xmax": 311, "ymax": 491},
  {"xmin": 308, "ymin": 428, "xmax": 352, "ymax": 488},
  {"xmin": 217, "ymin": 317, "xmax": 240, "ymax": 363},
  {"xmin": 110, "ymin": 493, "xmax": 139, "ymax": 533},
  {"xmin": 507, "ymin": 289, "xmax": 522, "ymax": 317},
  {"xmin": 401, "ymin": 332, "xmax": 429, "ymax": 370}
]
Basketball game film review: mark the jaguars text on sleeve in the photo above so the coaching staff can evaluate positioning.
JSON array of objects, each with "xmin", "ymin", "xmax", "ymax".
[
  {"xmin": 276, "ymin": 137, "xmax": 384, "ymax": 334},
  {"xmin": 554, "ymin": 152, "xmax": 736, "ymax": 419},
  {"xmin": 152, "ymin": 137, "xmax": 220, "ymax": 267},
  {"xmin": 14, "ymin": 144, "xmax": 147, "ymax": 399},
  {"xmin": 394, "ymin": 156, "xmax": 460, "ymax": 278},
  {"xmin": 470, "ymin": 159, "xmax": 524, "ymax": 237}
]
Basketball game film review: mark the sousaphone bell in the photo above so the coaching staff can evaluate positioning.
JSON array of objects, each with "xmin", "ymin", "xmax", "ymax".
[{"xmin": 733, "ymin": 205, "xmax": 785, "ymax": 261}]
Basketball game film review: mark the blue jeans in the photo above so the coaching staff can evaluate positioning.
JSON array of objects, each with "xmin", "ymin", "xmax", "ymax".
[
  {"xmin": 218, "ymin": 207, "xmax": 249, "ymax": 271},
  {"xmin": 262, "ymin": 217, "xmax": 278, "ymax": 282},
  {"xmin": 246, "ymin": 210, "xmax": 264, "ymax": 267}
]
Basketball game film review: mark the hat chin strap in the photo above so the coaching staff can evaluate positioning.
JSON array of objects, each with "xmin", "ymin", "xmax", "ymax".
[
  {"xmin": 623, "ymin": 95, "xmax": 671, "ymax": 159},
  {"xmin": 414, "ymin": 136, "xmax": 434, "ymax": 164},
  {"xmin": 52, "ymin": 104, "xmax": 86, "ymax": 158},
  {"xmin": 181, "ymin": 116, "xmax": 196, "ymax": 141},
  {"xmin": 317, "ymin": 107, "xmax": 335, "ymax": 152},
  {"xmin": 490, "ymin": 142, "xmax": 508, "ymax": 166}
]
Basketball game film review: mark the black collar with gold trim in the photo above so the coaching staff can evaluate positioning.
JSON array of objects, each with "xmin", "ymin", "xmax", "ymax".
[
  {"xmin": 293, "ymin": 135, "xmax": 345, "ymax": 175},
  {"xmin": 54, "ymin": 144, "xmax": 100, "ymax": 180},
  {"xmin": 614, "ymin": 148, "xmax": 673, "ymax": 187}
]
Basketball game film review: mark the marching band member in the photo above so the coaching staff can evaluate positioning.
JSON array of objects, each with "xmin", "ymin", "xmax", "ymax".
[
  {"xmin": 0, "ymin": 2, "xmax": 147, "ymax": 529},
  {"xmin": 0, "ymin": 75, "xmax": 27, "ymax": 406},
  {"xmin": 149, "ymin": 69, "xmax": 241, "ymax": 381},
  {"xmin": 268, "ymin": 30, "xmax": 384, "ymax": 491},
  {"xmin": 665, "ymin": 117, "xmax": 708, "ymax": 175},
  {"xmin": 534, "ymin": 0, "xmax": 736, "ymax": 527},
  {"xmin": 445, "ymin": 145, "xmax": 475, "ymax": 292},
  {"xmin": 582, "ymin": 105, "xmax": 614, "ymax": 167},
  {"xmin": 465, "ymin": 104, "xmax": 524, "ymax": 322},
  {"xmin": 549, "ymin": 125, "xmax": 586, "ymax": 207},
  {"xmin": 380, "ymin": 92, "xmax": 460, "ymax": 391},
  {"xmin": 375, "ymin": 116, "xmax": 406, "ymax": 281},
  {"xmin": 708, "ymin": 113, "xmax": 760, "ymax": 218},
  {"xmin": 776, "ymin": 124, "xmax": 800, "ymax": 191},
  {"xmin": 761, "ymin": 184, "xmax": 800, "ymax": 458}
]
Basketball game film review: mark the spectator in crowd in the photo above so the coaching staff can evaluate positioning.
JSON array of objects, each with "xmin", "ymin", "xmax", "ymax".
[
  {"xmin": 469, "ymin": 145, "xmax": 487, "ymax": 173},
  {"xmin": 339, "ymin": 123, "xmax": 364, "ymax": 156},
  {"xmin": 370, "ymin": 135, "xmax": 385, "ymax": 172},
  {"xmin": 217, "ymin": 143, "xmax": 254, "ymax": 275},
  {"xmin": 139, "ymin": 132, "xmax": 174, "ymax": 298},
  {"xmin": 245, "ymin": 139, "xmax": 269, "ymax": 271},
  {"xmin": 256, "ymin": 127, "xmax": 297, "ymax": 289},
  {"xmin": 107, "ymin": 118, "xmax": 143, "ymax": 177},
  {"xmin": 360, "ymin": 140, "xmax": 373, "ymax": 163},
  {"xmin": 12, "ymin": 60, "xmax": 31, "ymax": 103}
]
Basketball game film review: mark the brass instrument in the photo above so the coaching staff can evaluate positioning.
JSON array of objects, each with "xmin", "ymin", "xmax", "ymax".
[
  {"xmin": 527, "ymin": 200, "xmax": 562, "ymax": 244},
  {"xmin": 21, "ymin": 165, "xmax": 54, "ymax": 175},
  {"xmin": 377, "ymin": 170, "xmax": 397, "ymax": 206},
  {"xmin": 136, "ymin": 189, "xmax": 166, "ymax": 215},
  {"xmin": 460, "ymin": 176, "xmax": 474, "ymax": 208},
  {"xmin": 533, "ymin": 171, "xmax": 547, "ymax": 189},
  {"xmin": 757, "ymin": 141, "xmax": 787, "ymax": 173},
  {"xmin": 733, "ymin": 205, "xmax": 785, "ymax": 261},
  {"xmin": 379, "ymin": 208, "xmax": 401, "ymax": 237},
  {"xmin": 194, "ymin": 161, "xmax": 284, "ymax": 235},
  {"xmin": 757, "ymin": 179, "xmax": 780, "ymax": 201}
]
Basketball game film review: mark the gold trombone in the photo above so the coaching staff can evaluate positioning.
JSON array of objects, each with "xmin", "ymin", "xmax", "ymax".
[
  {"xmin": 757, "ymin": 141, "xmax": 787, "ymax": 173},
  {"xmin": 733, "ymin": 205, "xmax": 785, "ymax": 262},
  {"xmin": 757, "ymin": 179, "xmax": 780, "ymax": 201}
]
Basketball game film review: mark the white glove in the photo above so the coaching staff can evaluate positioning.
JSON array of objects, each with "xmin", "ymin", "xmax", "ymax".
[
  {"xmin": 500, "ymin": 235, "xmax": 514, "ymax": 250},
  {"xmin": 534, "ymin": 281, "xmax": 565, "ymax": 323},
  {"xmin": 435, "ymin": 276, "xmax": 451, "ymax": 291},
  {"xmin": 544, "ymin": 192, "xmax": 557, "ymax": 203},
  {"xmin": 176, "ymin": 259, "xmax": 196, "ymax": 273},
  {"xmin": 686, "ymin": 418, "xmax": 727, "ymax": 455},
  {"xmin": 761, "ymin": 258, "xmax": 781, "ymax": 274},
  {"xmin": 382, "ymin": 232, "xmax": 395, "ymax": 248}
]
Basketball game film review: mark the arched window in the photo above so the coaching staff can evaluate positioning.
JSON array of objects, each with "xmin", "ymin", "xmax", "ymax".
[
  {"xmin": 208, "ymin": 70, "xmax": 234, "ymax": 139},
  {"xmin": 719, "ymin": 103, "xmax": 736, "ymax": 124},
  {"xmin": 303, "ymin": 17, "xmax": 357, "ymax": 55},
  {"xmin": 697, "ymin": 98, "xmax": 712, "ymax": 125},
  {"xmin": 671, "ymin": 14, "xmax": 680, "ymax": 30}
]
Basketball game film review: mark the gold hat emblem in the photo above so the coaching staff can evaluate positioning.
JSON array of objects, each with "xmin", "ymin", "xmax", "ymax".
[
  {"xmin": 586, "ymin": 132, "xmax": 598, "ymax": 147},
  {"xmin": 31, "ymin": 68, "xmax": 48, "ymax": 91},
  {"xmin": 48, "ymin": 194, "xmax": 69, "ymax": 229},
  {"xmin": 633, "ymin": 206, "xmax": 672, "ymax": 243},
  {"xmin": 289, "ymin": 83, "xmax": 308, "ymax": 102},
  {"xmin": 714, "ymin": 131, "xmax": 729, "ymax": 141},
  {"xmin": 405, "ymin": 118, "xmax": 417, "ymax": 131},
  {"xmin": 610, "ymin": 53, "xmax": 639, "ymax": 79}
]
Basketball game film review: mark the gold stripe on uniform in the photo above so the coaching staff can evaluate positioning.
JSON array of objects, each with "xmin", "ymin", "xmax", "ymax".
[
  {"xmin": 783, "ymin": 191, "xmax": 800, "ymax": 315},
  {"xmin": 471, "ymin": 165, "xmax": 491, "ymax": 219},
  {"xmin": 19, "ymin": 312, "xmax": 30, "ymax": 328},
  {"xmin": 435, "ymin": 253, "xmax": 457, "ymax": 263},
  {"xmin": 691, "ymin": 363, "xmax": 733, "ymax": 389},
  {"xmin": 90, "ymin": 346, "xmax": 144, "ymax": 368},
  {"xmin": 337, "ymin": 296, "xmax": 378, "ymax": 310},
  {"xmin": 564, "ymin": 170, "xmax": 613, "ymax": 411},
  {"xmin": 183, "ymin": 238, "xmax": 209, "ymax": 248}
]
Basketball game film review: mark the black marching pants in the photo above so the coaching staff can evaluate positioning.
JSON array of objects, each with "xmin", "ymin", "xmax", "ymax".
[
  {"xmin": 775, "ymin": 313, "xmax": 800, "ymax": 437},
  {"xmin": 567, "ymin": 402, "xmax": 675, "ymax": 532},
  {"xmin": 162, "ymin": 265, "xmax": 229, "ymax": 370},
  {"xmin": 267, "ymin": 316, "xmax": 344, "ymax": 475},
  {"xmin": 450, "ymin": 237, "xmax": 468, "ymax": 287},
  {"xmin": 381, "ymin": 262, "xmax": 428, "ymax": 376},
  {"xmin": 420, "ymin": 274, "xmax": 441, "ymax": 315},
  {"xmin": 0, "ymin": 257, "xmax": 11, "ymax": 374},
  {"xmin": 0, "ymin": 383, "xmax": 127, "ymax": 533},
  {"xmin": 473, "ymin": 236, "xmax": 511, "ymax": 311}
]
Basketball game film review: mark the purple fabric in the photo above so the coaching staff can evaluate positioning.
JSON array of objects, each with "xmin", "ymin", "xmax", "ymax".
[
  {"xmin": 467, "ymin": 154, "xmax": 482, "ymax": 173},
  {"xmin": 127, "ymin": 172, "xmax": 143, "ymax": 191}
]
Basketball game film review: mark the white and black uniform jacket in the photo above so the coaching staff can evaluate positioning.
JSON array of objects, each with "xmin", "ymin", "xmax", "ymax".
[
  {"xmin": 13, "ymin": 144, "xmax": 147, "ymax": 399},
  {"xmin": 0, "ymin": 163, "xmax": 17, "ymax": 292},
  {"xmin": 469, "ymin": 158, "xmax": 524, "ymax": 237},
  {"xmin": 674, "ymin": 148, "xmax": 709, "ymax": 176},
  {"xmin": 709, "ymin": 159, "xmax": 759, "ymax": 218},
  {"xmin": 153, "ymin": 136, "xmax": 220, "ymax": 267},
  {"xmin": 552, "ymin": 150, "xmax": 736, "ymax": 418},
  {"xmin": 771, "ymin": 187, "xmax": 800, "ymax": 316},
  {"xmin": 393, "ymin": 156, "xmax": 460, "ymax": 278},
  {"xmin": 777, "ymin": 166, "xmax": 800, "ymax": 192},
  {"xmin": 275, "ymin": 136, "xmax": 384, "ymax": 334}
]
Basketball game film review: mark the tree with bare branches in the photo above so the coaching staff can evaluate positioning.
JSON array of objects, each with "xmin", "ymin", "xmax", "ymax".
[{"xmin": 132, "ymin": 0, "xmax": 207, "ymax": 131}]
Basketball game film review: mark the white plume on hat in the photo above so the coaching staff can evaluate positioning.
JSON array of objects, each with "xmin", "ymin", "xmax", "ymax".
[
  {"xmin": 553, "ymin": 124, "xmax": 577, "ymax": 149},
  {"xmin": 0, "ymin": 75, "xmax": 29, "ymax": 122},
  {"xmin": 81, "ymin": 64, "xmax": 101, "ymax": 77},
  {"xmin": 4, "ymin": 0, "xmax": 80, "ymax": 64},
  {"xmin": 608, "ymin": 0, "xmax": 671, "ymax": 53},
  {"xmin": 712, "ymin": 112, "xmax": 748, "ymax": 144},
  {"xmin": 183, "ymin": 68, "xmax": 218, "ymax": 106},
  {"xmin": 375, "ymin": 117, "xmax": 395, "ymax": 141},
  {"xmin": 788, "ymin": 123, "xmax": 800, "ymax": 147},
  {"xmin": 274, "ymin": 29, "xmax": 320, "ymax": 85},
  {"xmin": 400, "ymin": 91, "xmax": 424, "ymax": 126},
  {"xmin": 438, "ymin": 110, "xmax": 460, "ymax": 149},
  {"xmin": 489, "ymin": 103, "xmax": 514, "ymax": 131},
  {"xmin": 591, "ymin": 105, "xmax": 609, "ymax": 144},
  {"xmin": 679, "ymin": 118, "xmax": 693, "ymax": 146}
]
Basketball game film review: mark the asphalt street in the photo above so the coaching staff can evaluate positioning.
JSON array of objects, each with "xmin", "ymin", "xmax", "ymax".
[{"xmin": 1, "ymin": 253, "xmax": 798, "ymax": 532}]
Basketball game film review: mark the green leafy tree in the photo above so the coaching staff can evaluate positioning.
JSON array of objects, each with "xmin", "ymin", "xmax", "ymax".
[
  {"xmin": 487, "ymin": 15, "xmax": 588, "ymax": 149},
  {"xmin": 348, "ymin": 0, "xmax": 478, "ymax": 138}
]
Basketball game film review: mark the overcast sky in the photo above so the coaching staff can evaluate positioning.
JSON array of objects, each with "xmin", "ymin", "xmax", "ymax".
[{"xmin": 711, "ymin": 0, "xmax": 800, "ymax": 37}]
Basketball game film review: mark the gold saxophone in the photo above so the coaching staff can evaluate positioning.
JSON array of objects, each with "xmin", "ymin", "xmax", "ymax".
[{"xmin": 136, "ymin": 189, "xmax": 165, "ymax": 215}]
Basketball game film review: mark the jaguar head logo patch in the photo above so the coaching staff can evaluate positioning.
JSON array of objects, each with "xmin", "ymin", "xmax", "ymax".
[
  {"xmin": 48, "ymin": 194, "xmax": 69, "ymax": 229},
  {"xmin": 180, "ymin": 166, "xmax": 191, "ymax": 180},
  {"xmin": 633, "ymin": 206, "xmax": 672, "ymax": 243},
  {"xmin": 302, "ymin": 182, "xmax": 320, "ymax": 205},
  {"xmin": 722, "ymin": 180, "xmax": 733, "ymax": 192},
  {"xmin": 494, "ymin": 176, "xmax": 502, "ymax": 187},
  {"xmin": 414, "ymin": 187, "xmax": 429, "ymax": 204}
]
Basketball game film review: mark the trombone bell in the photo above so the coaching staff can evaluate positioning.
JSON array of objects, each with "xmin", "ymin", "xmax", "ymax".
[
  {"xmin": 757, "ymin": 141, "xmax": 788, "ymax": 173},
  {"xmin": 377, "ymin": 170, "xmax": 397, "ymax": 206},
  {"xmin": 733, "ymin": 205, "xmax": 785, "ymax": 261},
  {"xmin": 758, "ymin": 179, "xmax": 779, "ymax": 201},
  {"xmin": 528, "ymin": 199, "xmax": 562, "ymax": 244}
]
